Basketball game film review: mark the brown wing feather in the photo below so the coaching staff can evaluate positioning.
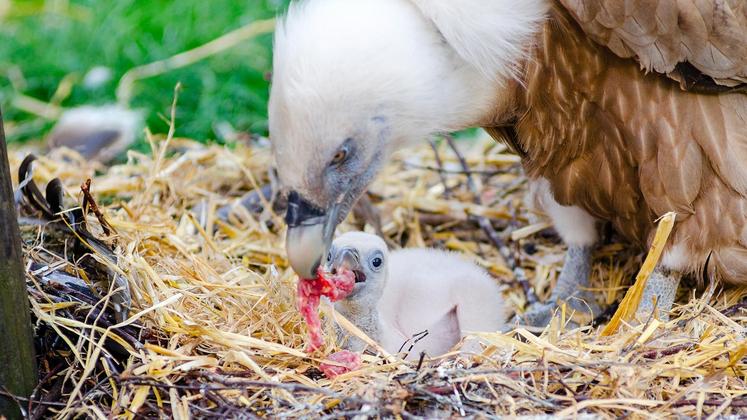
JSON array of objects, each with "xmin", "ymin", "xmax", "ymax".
[
  {"xmin": 492, "ymin": 7, "xmax": 747, "ymax": 285},
  {"xmin": 558, "ymin": 0, "xmax": 747, "ymax": 88}
]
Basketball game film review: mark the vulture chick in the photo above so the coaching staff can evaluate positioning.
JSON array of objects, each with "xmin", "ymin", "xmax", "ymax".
[
  {"xmin": 270, "ymin": 0, "xmax": 747, "ymax": 325},
  {"xmin": 327, "ymin": 232, "xmax": 506, "ymax": 359}
]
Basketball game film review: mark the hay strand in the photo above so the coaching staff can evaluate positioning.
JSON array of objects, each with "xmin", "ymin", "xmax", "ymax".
[{"xmin": 602, "ymin": 212, "xmax": 676, "ymax": 336}]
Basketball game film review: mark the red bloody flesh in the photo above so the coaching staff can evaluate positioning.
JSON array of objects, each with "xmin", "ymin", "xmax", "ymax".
[
  {"xmin": 297, "ymin": 266, "xmax": 356, "ymax": 352},
  {"xmin": 319, "ymin": 350, "xmax": 362, "ymax": 379}
]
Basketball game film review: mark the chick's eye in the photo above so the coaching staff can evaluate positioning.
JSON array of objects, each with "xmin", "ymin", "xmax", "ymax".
[
  {"xmin": 326, "ymin": 252, "xmax": 332, "ymax": 262},
  {"xmin": 371, "ymin": 257, "xmax": 382, "ymax": 268}
]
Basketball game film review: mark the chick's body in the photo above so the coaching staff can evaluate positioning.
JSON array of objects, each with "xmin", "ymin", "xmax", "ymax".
[
  {"xmin": 380, "ymin": 249, "xmax": 507, "ymax": 358},
  {"xmin": 330, "ymin": 233, "xmax": 506, "ymax": 360}
]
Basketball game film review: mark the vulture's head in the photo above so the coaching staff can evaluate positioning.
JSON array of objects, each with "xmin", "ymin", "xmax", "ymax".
[{"xmin": 270, "ymin": 0, "xmax": 548, "ymax": 277}]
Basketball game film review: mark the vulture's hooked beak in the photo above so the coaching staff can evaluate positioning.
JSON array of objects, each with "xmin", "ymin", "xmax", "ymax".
[{"xmin": 285, "ymin": 191, "xmax": 340, "ymax": 278}]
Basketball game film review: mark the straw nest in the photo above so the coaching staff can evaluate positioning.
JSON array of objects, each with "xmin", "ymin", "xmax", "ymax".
[{"xmin": 7, "ymin": 123, "xmax": 747, "ymax": 419}]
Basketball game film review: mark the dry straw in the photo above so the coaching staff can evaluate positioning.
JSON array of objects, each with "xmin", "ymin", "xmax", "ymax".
[{"xmin": 7, "ymin": 121, "xmax": 747, "ymax": 417}]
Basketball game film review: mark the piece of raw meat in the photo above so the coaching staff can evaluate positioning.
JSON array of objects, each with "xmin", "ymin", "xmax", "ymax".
[
  {"xmin": 319, "ymin": 350, "xmax": 362, "ymax": 378},
  {"xmin": 297, "ymin": 267, "xmax": 356, "ymax": 352}
]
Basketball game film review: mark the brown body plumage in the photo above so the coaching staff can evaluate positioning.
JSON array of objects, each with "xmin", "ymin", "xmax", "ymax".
[
  {"xmin": 485, "ymin": 3, "xmax": 747, "ymax": 283},
  {"xmin": 560, "ymin": 0, "xmax": 747, "ymax": 88}
]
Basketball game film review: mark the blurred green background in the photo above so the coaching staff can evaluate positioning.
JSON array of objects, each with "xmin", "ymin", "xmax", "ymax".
[{"xmin": 0, "ymin": 0, "xmax": 288, "ymax": 148}]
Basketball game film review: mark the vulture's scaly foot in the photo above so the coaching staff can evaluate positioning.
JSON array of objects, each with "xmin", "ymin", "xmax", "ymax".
[
  {"xmin": 634, "ymin": 266, "xmax": 681, "ymax": 322},
  {"xmin": 515, "ymin": 245, "xmax": 600, "ymax": 327}
]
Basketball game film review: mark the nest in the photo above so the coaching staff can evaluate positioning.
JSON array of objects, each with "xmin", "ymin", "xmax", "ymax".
[{"xmin": 6, "ymin": 126, "xmax": 747, "ymax": 418}]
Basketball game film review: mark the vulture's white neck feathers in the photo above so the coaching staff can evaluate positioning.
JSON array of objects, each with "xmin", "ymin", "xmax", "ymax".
[
  {"xmin": 408, "ymin": 0, "xmax": 548, "ymax": 82},
  {"xmin": 270, "ymin": 0, "xmax": 548, "ymax": 167}
]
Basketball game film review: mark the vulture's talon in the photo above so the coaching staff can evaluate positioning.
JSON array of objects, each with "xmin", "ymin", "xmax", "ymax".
[
  {"xmin": 515, "ymin": 244, "xmax": 601, "ymax": 328},
  {"xmin": 514, "ymin": 298, "xmax": 600, "ymax": 329},
  {"xmin": 513, "ymin": 301, "xmax": 557, "ymax": 327},
  {"xmin": 634, "ymin": 266, "xmax": 682, "ymax": 323}
]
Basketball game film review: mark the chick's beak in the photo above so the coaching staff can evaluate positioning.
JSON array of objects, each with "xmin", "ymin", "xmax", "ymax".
[
  {"xmin": 331, "ymin": 248, "xmax": 366, "ymax": 284},
  {"xmin": 285, "ymin": 191, "xmax": 340, "ymax": 278},
  {"xmin": 334, "ymin": 248, "xmax": 360, "ymax": 272}
]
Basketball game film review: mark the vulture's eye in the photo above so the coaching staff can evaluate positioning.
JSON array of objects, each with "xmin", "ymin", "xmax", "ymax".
[
  {"xmin": 330, "ymin": 149, "xmax": 347, "ymax": 165},
  {"xmin": 326, "ymin": 252, "xmax": 332, "ymax": 262},
  {"xmin": 329, "ymin": 139, "xmax": 353, "ymax": 167}
]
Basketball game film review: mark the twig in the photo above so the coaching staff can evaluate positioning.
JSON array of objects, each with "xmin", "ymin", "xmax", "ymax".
[
  {"xmin": 671, "ymin": 397, "xmax": 747, "ymax": 408},
  {"xmin": 415, "ymin": 352, "xmax": 426, "ymax": 372},
  {"xmin": 11, "ymin": 94, "xmax": 63, "ymax": 121},
  {"xmin": 30, "ymin": 377, "xmax": 64, "ymax": 420},
  {"xmin": 721, "ymin": 300, "xmax": 747, "ymax": 316},
  {"xmin": 639, "ymin": 343, "xmax": 693, "ymax": 360},
  {"xmin": 117, "ymin": 18, "xmax": 276, "ymax": 105},
  {"xmin": 441, "ymin": 135, "xmax": 537, "ymax": 305},
  {"xmin": 404, "ymin": 161, "xmax": 502, "ymax": 177},
  {"xmin": 320, "ymin": 408, "xmax": 381, "ymax": 420},
  {"xmin": 28, "ymin": 362, "xmax": 65, "ymax": 418},
  {"xmin": 119, "ymin": 375, "xmax": 383, "ymax": 416},
  {"xmin": 398, "ymin": 330, "xmax": 430, "ymax": 358},
  {"xmin": 81, "ymin": 178, "xmax": 115, "ymax": 236},
  {"xmin": 428, "ymin": 140, "xmax": 451, "ymax": 198},
  {"xmin": 202, "ymin": 388, "xmax": 259, "ymax": 419},
  {"xmin": 352, "ymin": 193, "xmax": 386, "ymax": 239},
  {"xmin": 443, "ymin": 135, "xmax": 476, "ymax": 194},
  {"xmin": 451, "ymin": 383, "xmax": 466, "ymax": 417},
  {"xmin": 119, "ymin": 375, "xmax": 372, "ymax": 405},
  {"xmin": 30, "ymin": 277, "xmax": 143, "ymax": 353},
  {"xmin": 0, "ymin": 389, "xmax": 66, "ymax": 408}
]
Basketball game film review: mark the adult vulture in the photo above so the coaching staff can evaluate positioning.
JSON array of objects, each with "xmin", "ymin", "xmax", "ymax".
[{"xmin": 268, "ymin": 0, "xmax": 747, "ymax": 325}]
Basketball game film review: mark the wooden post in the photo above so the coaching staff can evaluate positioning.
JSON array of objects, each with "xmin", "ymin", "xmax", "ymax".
[{"xmin": 0, "ymin": 108, "xmax": 37, "ymax": 419}]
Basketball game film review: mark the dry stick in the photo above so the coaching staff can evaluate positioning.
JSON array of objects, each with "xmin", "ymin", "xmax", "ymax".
[
  {"xmin": 443, "ymin": 135, "xmax": 477, "ymax": 194},
  {"xmin": 404, "ymin": 161, "xmax": 503, "ymax": 177},
  {"xmin": 12, "ymin": 94, "xmax": 62, "ymax": 120},
  {"xmin": 638, "ymin": 343, "xmax": 693, "ymax": 360},
  {"xmin": 116, "ymin": 18, "xmax": 276, "ymax": 105},
  {"xmin": 351, "ymin": 193, "xmax": 387, "ymax": 240},
  {"xmin": 671, "ymin": 398, "xmax": 747, "ymax": 408},
  {"xmin": 721, "ymin": 300, "xmax": 747, "ymax": 316},
  {"xmin": 81, "ymin": 179, "xmax": 116, "ymax": 236},
  {"xmin": 428, "ymin": 140, "xmax": 451, "ymax": 198},
  {"xmin": 442, "ymin": 134, "xmax": 538, "ymax": 305},
  {"xmin": 118, "ymin": 376, "xmax": 376, "ymax": 407},
  {"xmin": 28, "ymin": 362, "xmax": 64, "ymax": 415}
]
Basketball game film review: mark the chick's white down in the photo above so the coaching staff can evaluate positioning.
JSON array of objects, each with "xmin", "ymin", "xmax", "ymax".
[{"xmin": 329, "ymin": 232, "xmax": 507, "ymax": 360}]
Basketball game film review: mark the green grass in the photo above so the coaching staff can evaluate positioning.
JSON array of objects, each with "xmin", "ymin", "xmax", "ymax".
[{"xmin": 0, "ymin": 0, "xmax": 288, "ymax": 147}]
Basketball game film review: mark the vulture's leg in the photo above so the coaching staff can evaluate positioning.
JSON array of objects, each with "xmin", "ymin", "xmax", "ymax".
[
  {"xmin": 516, "ymin": 179, "xmax": 600, "ymax": 327},
  {"xmin": 518, "ymin": 245, "xmax": 599, "ymax": 326},
  {"xmin": 634, "ymin": 266, "xmax": 682, "ymax": 322},
  {"xmin": 551, "ymin": 244, "xmax": 598, "ymax": 311}
]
